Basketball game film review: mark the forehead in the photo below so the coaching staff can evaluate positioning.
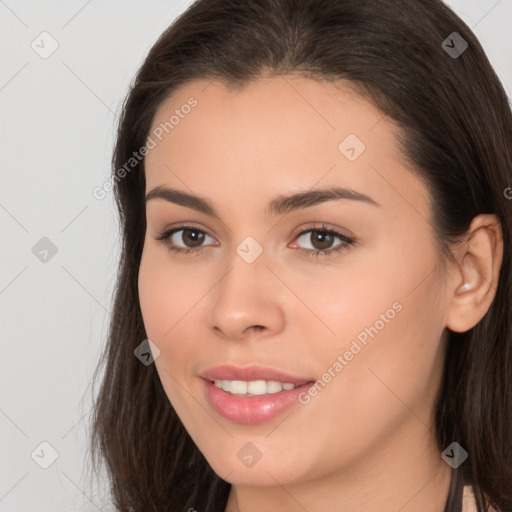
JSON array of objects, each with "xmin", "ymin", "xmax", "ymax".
[
  {"xmin": 148, "ymin": 76, "xmax": 388, "ymax": 154},
  {"xmin": 144, "ymin": 75, "xmax": 430, "ymax": 221}
]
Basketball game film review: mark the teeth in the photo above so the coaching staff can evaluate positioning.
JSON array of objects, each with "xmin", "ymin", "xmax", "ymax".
[{"xmin": 214, "ymin": 379, "xmax": 302, "ymax": 396}]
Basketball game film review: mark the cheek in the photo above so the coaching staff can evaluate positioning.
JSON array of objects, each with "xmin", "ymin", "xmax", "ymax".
[
  {"xmin": 286, "ymin": 293, "xmax": 443, "ymax": 479},
  {"xmin": 315, "ymin": 255, "xmax": 445, "ymax": 441},
  {"xmin": 138, "ymin": 246, "xmax": 198, "ymax": 340},
  {"xmin": 138, "ymin": 247, "xmax": 200, "ymax": 411},
  {"xmin": 312, "ymin": 236, "xmax": 444, "ymax": 400},
  {"xmin": 137, "ymin": 244, "xmax": 213, "ymax": 382}
]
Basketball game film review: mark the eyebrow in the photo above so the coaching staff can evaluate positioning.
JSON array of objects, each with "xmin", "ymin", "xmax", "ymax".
[{"xmin": 144, "ymin": 185, "xmax": 381, "ymax": 218}]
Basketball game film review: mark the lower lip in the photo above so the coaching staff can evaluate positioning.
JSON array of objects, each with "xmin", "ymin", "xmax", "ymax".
[{"xmin": 202, "ymin": 379, "xmax": 314, "ymax": 425}]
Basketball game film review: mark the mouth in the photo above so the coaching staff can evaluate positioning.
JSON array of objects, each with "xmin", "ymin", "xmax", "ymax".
[
  {"xmin": 210, "ymin": 378, "xmax": 309, "ymax": 396},
  {"xmin": 200, "ymin": 363, "xmax": 315, "ymax": 387},
  {"xmin": 199, "ymin": 365, "xmax": 316, "ymax": 424}
]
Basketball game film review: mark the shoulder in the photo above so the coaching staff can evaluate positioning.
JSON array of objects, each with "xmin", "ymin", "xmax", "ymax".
[{"xmin": 462, "ymin": 485, "xmax": 501, "ymax": 512}]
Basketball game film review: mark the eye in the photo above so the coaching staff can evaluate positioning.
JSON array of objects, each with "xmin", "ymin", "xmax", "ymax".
[
  {"xmin": 154, "ymin": 222, "xmax": 356, "ymax": 258},
  {"xmin": 291, "ymin": 223, "xmax": 355, "ymax": 258},
  {"xmin": 154, "ymin": 225, "xmax": 216, "ymax": 255}
]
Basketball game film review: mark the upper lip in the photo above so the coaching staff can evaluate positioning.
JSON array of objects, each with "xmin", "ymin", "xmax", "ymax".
[{"xmin": 200, "ymin": 365, "xmax": 315, "ymax": 385}]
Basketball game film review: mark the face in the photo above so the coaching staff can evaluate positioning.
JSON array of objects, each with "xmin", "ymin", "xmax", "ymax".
[{"xmin": 138, "ymin": 76, "xmax": 451, "ymax": 487}]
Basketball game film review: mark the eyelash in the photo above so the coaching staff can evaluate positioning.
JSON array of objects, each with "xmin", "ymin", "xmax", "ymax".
[{"xmin": 155, "ymin": 223, "xmax": 355, "ymax": 258}]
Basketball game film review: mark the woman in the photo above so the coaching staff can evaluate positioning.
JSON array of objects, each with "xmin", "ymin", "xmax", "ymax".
[{"xmin": 88, "ymin": 1, "xmax": 512, "ymax": 510}]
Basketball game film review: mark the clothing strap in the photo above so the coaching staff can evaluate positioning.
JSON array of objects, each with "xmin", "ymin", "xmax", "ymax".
[{"xmin": 443, "ymin": 463, "xmax": 486, "ymax": 512}]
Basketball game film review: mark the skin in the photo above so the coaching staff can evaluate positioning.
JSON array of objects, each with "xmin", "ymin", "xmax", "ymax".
[{"xmin": 138, "ymin": 75, "xmax": 503, "ymax": 512}]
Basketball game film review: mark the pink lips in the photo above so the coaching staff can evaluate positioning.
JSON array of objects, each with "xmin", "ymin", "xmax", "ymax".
[{"xmin": 200, "ymin": 365, "xmax": 315, "ymax": 425}]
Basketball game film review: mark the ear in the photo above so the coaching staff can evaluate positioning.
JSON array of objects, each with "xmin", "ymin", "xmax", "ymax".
[{"xmin": 444, "ymin": 214, "xmax": 504, "ymax": 333}]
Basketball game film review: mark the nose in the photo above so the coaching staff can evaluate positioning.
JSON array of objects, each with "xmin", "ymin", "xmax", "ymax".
[{"xmin": 206, "ymin": 249, "xmax": 285, "ymax": 342}]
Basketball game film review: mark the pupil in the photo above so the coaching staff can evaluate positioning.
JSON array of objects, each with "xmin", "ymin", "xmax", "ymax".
[
  {"xmin": 184, "ymin": 229, "xmax": 204, "ymax": 247},
  {"xmin": 313, "ymin": 231, "xmax": 332, "ymax": 250}
]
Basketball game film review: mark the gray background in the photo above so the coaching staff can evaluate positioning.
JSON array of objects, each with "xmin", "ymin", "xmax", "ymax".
[{"xmin": 1, "ymin": 1, "xmax": 511, "ymax": 510}]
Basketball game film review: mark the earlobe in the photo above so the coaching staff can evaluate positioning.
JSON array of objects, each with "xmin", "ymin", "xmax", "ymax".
[{"xmin": 444, "ymin": 214, "xmax": 503, "ymax": 334}]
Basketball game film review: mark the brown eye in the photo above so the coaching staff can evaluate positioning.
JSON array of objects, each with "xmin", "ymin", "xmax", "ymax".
[
  {"xmin": 155, "ymin": 227, "xmax": 214, "ymax": 254},
  {"xmin": 292, "ymin": 226, "xmax": 355, "ymax": 258},
  {"xmin": 302, "ymin": 230, "xmax": 337, "ymax": 251},
  {"xmin": 176, "ymin": 228, "xmax": 205, "ymax": 248}
]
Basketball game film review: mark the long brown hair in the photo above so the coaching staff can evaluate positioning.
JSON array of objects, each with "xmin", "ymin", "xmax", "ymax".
[{"xmin": 87, "ymin": 1, "xmax": 512, "ymax": 510}]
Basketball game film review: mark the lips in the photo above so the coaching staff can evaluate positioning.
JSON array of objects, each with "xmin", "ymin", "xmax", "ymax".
[
  {"xmin": 199, "ymin": 364, "xmax": 316, "ymax": 424},
  {"xmin": 200, "ymin": 364, "xmax": 314, "ymax": 385}
]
